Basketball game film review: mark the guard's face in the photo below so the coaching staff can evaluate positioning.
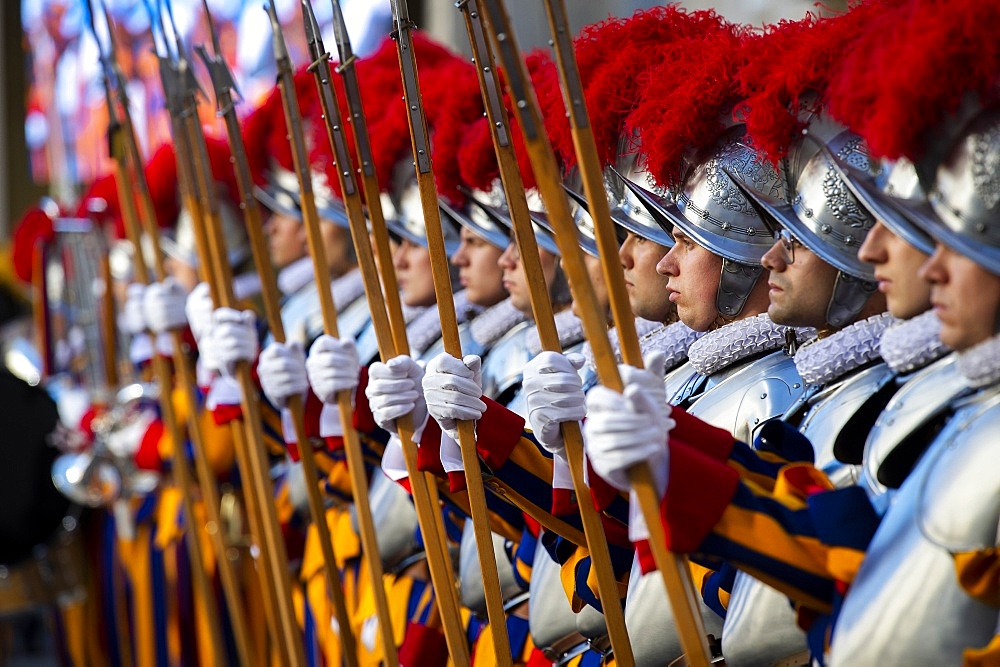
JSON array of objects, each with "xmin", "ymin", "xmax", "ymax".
[
  {"xmin": 657, "ymin": 229, "xmax": 724, "ymax": 332},
  {"xmin": 857, "ymin": 220, "xmax": 931, "ymax": 320},
  {"xmin": 265, "ymin": 211, "xmax": 307, "ymax": 270},
  {"xmin": 761, "ymin": 236, "xmax": 840, "ymax": 329},
  {"xmin": 498, "ymin": 242, "xmax": 558, "ymax": 317},
  {"xmin": 452, "ymin": 227, "xmax": 506, "ymax": 308},
  {"xmin": 920, "ymin": 243, "xmax": 1000, "ymax": 350},
  {"xmin": 620, "ymin": 231, "xmax": 673, "ymax": 323},
  {"xmin": 164, "ymin": 255, "xmax": 199, "ymax": 294},
  {"xmin": 393, "ymin": 239, "xmax": 436, "ymax": 308},
  {"xmin": 569, "ymin": 253, "xmax": 610, "ymax": 323}
]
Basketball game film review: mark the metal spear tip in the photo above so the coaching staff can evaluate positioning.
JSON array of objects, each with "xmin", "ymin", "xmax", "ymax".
[
  {"xmin": 329, "ymin": 0, "xmax": 354, "ymax": 61},
  {"xmin": 301, "ymin": 0, "xmax": 323, "ymax": 48},
  {"xmin": 264, "ymin": 0, "xmax": 289, "ymax": 59}
]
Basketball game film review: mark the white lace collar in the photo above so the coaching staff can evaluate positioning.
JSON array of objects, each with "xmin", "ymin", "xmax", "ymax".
[
  {"xmin": 329, "ymin": 267, "xmax": 366, "ymax": 311},
  {"xmin": 879, "ymin": 310, "xmax": 951, "ymax": 374},
  {"xmin": 470, "ymin": 298, "xmax": 528, "ymax": 349},
  {"xmin": 233, "ymin": 271, "xmax": 262, "ymax": 301},
  {"xmin": 408, "ymin": 290, "xmax": 481, "ymax": 357},
  {"xmin": 277, "ymin": 257, "xmax": 315, "ymax": 296},
  {"xmin": 957, "ymin": 333, "xmax": 1000, "ymax": 388},
  {"xmin": 688, "ymin": 313, "xmax": 814, "ymax": 376},
  {"xmin": 525, "ymin": 309, "xmax": 585, "ymax": 357},
  {"xmin": 580, "ymin": 319, "xmax": 701, "ymax": 375},
  {"xmin": 794, "ymin": 312, "xmax": 895, "ymax": 387}
]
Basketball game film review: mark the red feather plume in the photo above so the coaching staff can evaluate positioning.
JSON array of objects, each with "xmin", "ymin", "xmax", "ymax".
[
  {"xmin": 828, "ymin": 0, "xmax": 1000, "ymax": 161},
  {"xmin": 626, "ymin": 18, "xmax": 753, "ymax": 189},
  {"xmin": 12, "ymin": 207, "xmax": 55, "ymax": 283}
]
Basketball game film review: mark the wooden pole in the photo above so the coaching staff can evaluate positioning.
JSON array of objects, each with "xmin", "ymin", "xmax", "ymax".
[
  {"xmin": 458, "ymin": 1, "xmax": 636, "ymax": 662},
  {"xmin": 387, "ymin": 1, "xmax": 513, "ymax": 663},
  {"xmin": 301, "ymin": 1, "xmax": 471, "ymax": 661},
  {"xmin": 264, "ymin": 2, "xmax": 398, "ymax": 663},
  {"xmin": 480, "ymin": 1, "xmax": 713, "ymax": 664},
  {"xmin": 195, "ymin": 7, "xmax": 360, "ymax": 661}
]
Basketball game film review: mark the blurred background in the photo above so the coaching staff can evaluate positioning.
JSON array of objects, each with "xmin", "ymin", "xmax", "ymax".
[{"xmin": 0, "ymin": 0, "xmax": 834, "ymax": 269}]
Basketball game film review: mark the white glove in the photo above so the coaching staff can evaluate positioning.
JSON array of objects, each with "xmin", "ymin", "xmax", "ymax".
[
  {"xmin": 366, "ymin": 355, "xmax": 426, "ymax": 435},
  {"xmin": 584, "ymin": 353, "xmax": 674, "ymax": 494},
  {"xmin": 523, "ymin": 351, "xmax": 586, "ymax": 455},
  {"xmin": 306, "ymin": 335, "xmax": 360, "ymax": 404},
  {"xmin": 257, "ymin": 342, "xmax": 308, "ymax": 408},
  {"xmin": 120, "ymin": 283, "xmax": 147, "ymax": 335},
  {"xmin": 200, "ymin": 308, "xmax": 258, "ymax": 375},
  {"xmin": 422, "ymin": 353, "xmax": 485, "ymax": 441},
  {"xmin": 185, "ymin": 282, "xmax": 214, "ymax": 342},
  {"xmin": 142, "ymin": 278, "xmax": 188, "ymax": 333}
]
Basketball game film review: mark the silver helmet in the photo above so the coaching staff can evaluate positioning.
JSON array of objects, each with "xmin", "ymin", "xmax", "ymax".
[
  {"xmin": 254, "ymin": 165, "xmax": 350, "ymax": 229},
  {"xmin": 826, "ymin": 152, "xmax": 935, "ymax": 255},
  {"xmin": 623, "ymin": 127, "xmax": 785, "ymax": 317},
  {"xmin": 606, "ymin": 152, "xmax": 674, "ymax": 248},
  {"xmin": 466, "ymin": 186, "xmax": 562, "ymax": 257},
  {"xmin": 730, "ymin": 119, "xmax": 880, "ymax": 328},
  {"xmin": 440, "ymin": 187, "xmax": 510, "ymax": 251},
  {"xmin": 893, "ymin": 107, "xmax": 1000, "ymax": 276},
  {"xmin": 161, "ymin": 195, "xmax": 252, "ymax": 270},
  {"xmin": 383, "ymin": 176, "xmax": 461, "ymax": 256}
]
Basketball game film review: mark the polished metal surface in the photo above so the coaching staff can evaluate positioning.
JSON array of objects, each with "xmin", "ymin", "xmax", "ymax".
[
  {"xmin": 384, "ymin": 179, "xmax": 461, "ymax": 255},
  {"xmin": 528, "ymin": 533, "xmax": 586, "ymax": 652},
  {"xmin": 624, "ymin": 555, "xmax": 724, "ymax": 666},
  {"xmin": 862, "ymin": 354, "xmax": 965, "ymax": 515},
  {"xmin": 458, "ymin": 521, "xmax": 525, "ymax": 616},
  {"xmin": 684, "ymin": 350, "xmax": 805, "ymax": 444},
  {"xmin": 830, "ymin": 386, "xmax": 1000, "ymax": 665},
  {"xmin": 480, "ymin": 321, "xmax": 534, "ymax": 405},
  {"xmin": 350, "ymin": 470, "xmax": 419, "ymax": 569}
]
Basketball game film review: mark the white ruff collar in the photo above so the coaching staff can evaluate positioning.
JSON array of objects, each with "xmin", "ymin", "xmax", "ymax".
[
  {"xmin": 470, "ymin": 298, "xmax": 528, "ymax": 349},
  {"xmin": 688, "ymin": 313, "xmax": 814, "ymax": 376},
  {"xmin": 525, "ymin": 309, "xmax": 585, "ymax": 357},
  {"xmin": 329, "ymin": 267, "xmax": 366, "ymax": 311},
  {"xmin": 408, "ymin": 290, "xmax": 480, "ymax": 357},
  {"xmin": 957, "ymin": 333, "xmax": 1000, "ymax": 388},
  {"xmin": 879, "ymin": 310, "xmax": 951, "ymax": 374},
  {"xmin": 580, "ymin": 319, "xmax": 701, "ymax": 374},
  {"xmin": 794, "ymin": 312, "xmax": 895, "ymax": 386},
  {"xmin": 233, "ymin": 272, "xmax": 262, "ymax": 301},
  {"xmin": 277, "ymin": 257, "xmax": 315, "ymax": 296}
]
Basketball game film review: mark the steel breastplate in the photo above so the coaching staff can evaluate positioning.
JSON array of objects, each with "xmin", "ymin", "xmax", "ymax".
[
  {"xmin": 624, "ymin": 554, "xmax": 725, "ymax": 666},
  {"xmin": 336, "ymin": 293, "xmax": 373, "ymax": 342},
  {"xmin": 686, "ymin": 350, "xmax": 806, "ymax": 444},
  {"xmin": 271, "ymin": 282, "xmax": 321, "ymax": 348},
  {"xmin": 458, "ymin": 521, "xmax": 524, "ymax": 616},
  {"xmin": 575, "ymin": 603, "xmax": 607, "ymax": 641},
  {"xmin": 417, "ymin": 320, "xmax": 486, "ymax": 365},
  {"xmin": 830, "ymin": 386, "xmax": 1000, "ymax": 666},
  {"xmin": 862, "ymin": 354, "xmax": 966, "ymax": 516},
  {"xmin": 480, "ymin": 321, "xmax": 534, "ymax": 403},
  {"xmin": 349, "ymin": 472, "xmax": 419, "ymax": 570},
  {"xmin": 528, "ymin": 534, "xmax": 586, "ymax": 653},
  {"xmin": 723, "ymin": 363, "xmax": 890, "ymax": 665}
]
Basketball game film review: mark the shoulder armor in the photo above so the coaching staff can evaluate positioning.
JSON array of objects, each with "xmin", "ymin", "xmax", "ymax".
[
  {"xmin": 862, "ymin": 354, "xmax": 967, "ymax": 510},
  {"xmin": 350, "ymin": 472, "xmax": 419, "ymax": 569},
  {"xmin": 458, "ymin": 522, "xmax": 524, "ymax": 616},
  {"xmin": 528, "ymin": 536, "xmax": 585, "ymax": 652},
  {"xmin": 687, "ymin": 350, "xmax": 806, "ymax": 444},
  {"xmin": 625, "ymin": 555, "xmax": 724, "ymax": 664},
  {"xmin": 798, "ymin": 363, "xmax": 893, "ymax": 488},
  {"xmin": 273, "ymin": 282, "xmax": 320, "ymax": 348},
  {"xmin": 417, "ymin": 320, "xmax": 485, "ymax": 365},
  {"xmin": 481, "ymin": 322, "xmax": 535, "ymax": 403},
  {"xmin": 831, "ymin": 386, "xmax": 1000, "ymax": 665}
]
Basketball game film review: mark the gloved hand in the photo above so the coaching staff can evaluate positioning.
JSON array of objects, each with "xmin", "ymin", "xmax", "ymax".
[
  {"xmin": 584, "ymin": 352, "xmax": 673, "ymax": 494},
  {"xmin": 365, "ymin": 355, "xmax": 427, "ymax": 435},
  {"xmin": 142, "ymin": 278, "xmax": 188, "ymax": 333},
  {"xmin": 422, "ymin": 353, "xmax": 485, "ymax": 441},
  {"xmin": 184, "ymin": 282, "xmax": 214, "ymax": 343},
  {"xmin": 200, "ymin": 308, "xmax": 258, "ymax": 375},
  {"xmin": 306, "ymin": 335, "xmax": 360, "ymax": 404},
  {"xmin": 523, "ymin": 351, "xmax": 586, "ymax": 455},
  {"xmin": 120, "ymin": 283, "xmax": 147, "ymax": 335},
  {"xmin": 257, "ymin": 341, "xmax": 308, "ymax": 408}
]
